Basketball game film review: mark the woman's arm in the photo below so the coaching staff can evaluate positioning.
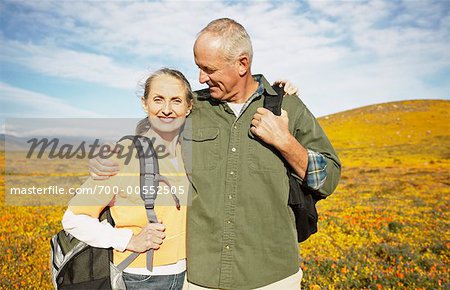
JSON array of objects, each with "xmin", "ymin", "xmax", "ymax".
[
  {"xmin": 62, "ymin": 208, "xmax": 133, "ymax": 252},
  {"xmin": 63, "ymin": 209, "xmax": 166, "ymax": 252}
]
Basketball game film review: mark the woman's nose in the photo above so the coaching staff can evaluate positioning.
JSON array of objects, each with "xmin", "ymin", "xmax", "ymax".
[{"xmin": 162, "ymin": 102, "xmax": 172, "ymax": 115}]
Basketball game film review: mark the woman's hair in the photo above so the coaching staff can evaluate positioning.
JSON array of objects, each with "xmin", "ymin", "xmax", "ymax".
[
  {"xmin": 198, "ymin": 18, "xmax": 253, "ymax": 65},
  {"xmin": 136, "ymin": 68, "xmax": 193, "ymax": 135},
  {"xmin": 141, "ymin": 68, "xmax": 193, "ymax": 101}
]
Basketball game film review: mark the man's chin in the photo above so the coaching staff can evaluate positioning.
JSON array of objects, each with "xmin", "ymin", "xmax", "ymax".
[{"xmin": 209, "ymin": 89, "xmax": 224, "ymax": 100}]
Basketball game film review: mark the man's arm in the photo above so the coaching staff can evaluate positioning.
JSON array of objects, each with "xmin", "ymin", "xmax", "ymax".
[
  {"xmin": 250, "ymin": 108, "xmax": 308, "ymax": 179},
  {"xmin": 251, "ymin": 104, "xmax": 341, "ymax": 196}
]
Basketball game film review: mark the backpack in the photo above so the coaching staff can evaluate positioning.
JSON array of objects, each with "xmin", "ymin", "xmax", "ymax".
[
  {"xmin": 50, "ymin": 135, "xmax": 178, "ymax": 289},
  {"xmin": 264, "ymin": 86, "xmax": 325, "ymax": 242}
]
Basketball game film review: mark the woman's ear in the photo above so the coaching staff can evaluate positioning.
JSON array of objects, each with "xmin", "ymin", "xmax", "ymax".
[
  {"xmin": 141, "ymin": 97, "xmax": 148, "ymax": 112},
  {"xmin": 186, "ymin": 100, "xmax": 193, "ymax": 116}
]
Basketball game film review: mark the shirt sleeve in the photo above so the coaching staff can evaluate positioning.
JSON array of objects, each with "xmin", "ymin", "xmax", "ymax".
[
  {"xmin": 305, "ymin": 149, "xmax": 328, "ymax": 190},
  {"xmin": 62, "ymin": 209, "xmax": 133, "ymax": 252},
  {"xmin": 290, "ymin": 95, "xmax": 341, "ymax": 197}
]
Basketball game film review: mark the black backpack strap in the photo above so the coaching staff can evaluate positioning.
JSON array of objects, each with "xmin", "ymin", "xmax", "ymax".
[
  {"xmin": 263, "ymin": 85, "xmax": 322, "ymax": 242},
  {"xmin": 263, "ymin": 85, "xmax": 284, "ymax": 116}
]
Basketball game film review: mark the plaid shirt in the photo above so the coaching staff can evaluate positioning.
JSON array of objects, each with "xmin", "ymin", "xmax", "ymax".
[{"xmin": 305, "ymin": 149, "xmax": 327, "ymax": 190}]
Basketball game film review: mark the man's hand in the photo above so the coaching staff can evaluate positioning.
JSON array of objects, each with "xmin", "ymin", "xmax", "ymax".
[
  {"xmin": 126, "ymin": 223, "xmax": 166, "ymax": 253},
  {"xmin": 251, "ymin": 107, "xmax": 309, "ymax": 179},
  {"xmin": 273, "ymin": 80, "xmax": 299, "ymax": 95},
  {"xmin": 250, "ymin": 108, "xmax": 291, "ymax": 149},
  {"xmin": 88, "ymin": 142, "xmax": 120, "ymax": 180}
]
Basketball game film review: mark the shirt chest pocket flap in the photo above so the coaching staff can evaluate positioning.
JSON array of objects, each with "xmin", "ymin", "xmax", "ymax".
[{"xmin": 183, "ymin": 127, "xmax": 220, "ymax": 170}]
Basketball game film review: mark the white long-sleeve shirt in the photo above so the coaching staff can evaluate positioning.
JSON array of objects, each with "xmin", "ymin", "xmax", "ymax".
[{"xmin": 62, "ymin": 209, "xmax": 186, "ymax": 275}]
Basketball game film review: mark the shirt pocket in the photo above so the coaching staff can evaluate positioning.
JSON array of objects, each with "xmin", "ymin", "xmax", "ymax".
[
  {"xmin": 247, "ymin": 134, "xmax": 286, "ymax": 172},
  {"xmin": 183, "ymin": 127, "xmax": 220, "ymax": 171}
]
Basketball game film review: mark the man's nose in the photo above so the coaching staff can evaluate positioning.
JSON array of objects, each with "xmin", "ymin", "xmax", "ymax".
[{"xmin": 199, "ymin": 69, "xmax": 209, "ymax": 84}]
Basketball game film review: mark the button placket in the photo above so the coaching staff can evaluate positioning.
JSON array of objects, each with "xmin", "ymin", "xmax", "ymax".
[{"xmin": 219, "ymin": 119, "xmax": 241, "ymax": 288}]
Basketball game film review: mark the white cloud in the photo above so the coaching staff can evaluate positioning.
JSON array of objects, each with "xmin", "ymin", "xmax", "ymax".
[
  {"xmin": 0, "ymin": 82, "xmax": 101, "ymax": 117},
  {"xmin": 1, "ymin": 0, "xmax": 449, "ymax": 117},
  {"xmin": 0, "ymin": 39, "xmax": 144, "ymax": 89}
]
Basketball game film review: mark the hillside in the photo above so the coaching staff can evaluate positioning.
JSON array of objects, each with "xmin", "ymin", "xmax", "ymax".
[
  {"xmin": 318, "ymin": 99, "xmax": 450, "ymax": 167},
  {"xmin": 300, "ymin": 99, "xmax": 449, "ymax": 288}
]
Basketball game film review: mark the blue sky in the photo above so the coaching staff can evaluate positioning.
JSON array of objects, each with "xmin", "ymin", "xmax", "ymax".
[{"xmin": 1, "ymin": 0, "xmax": 449, "ymax": 132}]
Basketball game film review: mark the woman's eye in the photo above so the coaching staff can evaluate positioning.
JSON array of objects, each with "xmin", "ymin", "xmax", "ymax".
[{"xmin": 173, "ymin": 99, "xmax": 182, "ymax": 104}]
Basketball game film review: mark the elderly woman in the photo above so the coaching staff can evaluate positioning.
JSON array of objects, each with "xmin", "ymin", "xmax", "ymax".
[{"xmin": 63, "ymin": 68, "xmax": 193, "ymax": 289}]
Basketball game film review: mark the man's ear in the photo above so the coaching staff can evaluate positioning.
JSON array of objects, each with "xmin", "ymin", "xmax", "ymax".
[{"xmin": 237, "ymin": 54, "xmax": 250, "ymax": 77}]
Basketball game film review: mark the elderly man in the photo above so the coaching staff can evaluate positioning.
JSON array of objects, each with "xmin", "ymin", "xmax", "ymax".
[
  {"xmin": 183, "ymin": 18, "xmax": 340, "ymax": 289},
  {"xmin": 90, "ymin": 18, "xmax": 341, "ymax": 290}
]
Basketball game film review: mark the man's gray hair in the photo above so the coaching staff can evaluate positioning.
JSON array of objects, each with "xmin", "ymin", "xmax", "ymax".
[{"xmin": 199, "ymin": 18, "xmax": 253, "ymax": 64}]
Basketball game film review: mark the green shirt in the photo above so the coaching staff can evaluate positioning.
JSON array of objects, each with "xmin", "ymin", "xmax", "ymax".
[{"xmin": 182, "ymin": 75, "xmax": 341, "ymax": 289}]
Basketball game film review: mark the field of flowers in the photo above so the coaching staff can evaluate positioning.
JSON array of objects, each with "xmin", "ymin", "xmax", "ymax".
[
  {"xmin": 301, "ymin": 165, "xmax": 448, "ymax": 289},
  {"xmin": 0, "ymin": 100, "xmax": 449, "ymax": 289}
]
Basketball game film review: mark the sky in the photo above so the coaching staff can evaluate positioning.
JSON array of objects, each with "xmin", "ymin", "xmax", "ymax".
[{"xmin": 1, "ymin": 0, "xmax": 449, "ymax": 132}]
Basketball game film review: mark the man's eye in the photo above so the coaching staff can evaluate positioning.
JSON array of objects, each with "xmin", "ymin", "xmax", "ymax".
[{"xmin": 201, "ymin": 66, "xmax": 215, "ymax": 74}]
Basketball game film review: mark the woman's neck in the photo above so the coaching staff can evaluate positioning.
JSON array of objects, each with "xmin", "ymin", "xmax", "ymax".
[{"xmin": 145, "ymin": 130, "xmax": 180, "ymax": 158}]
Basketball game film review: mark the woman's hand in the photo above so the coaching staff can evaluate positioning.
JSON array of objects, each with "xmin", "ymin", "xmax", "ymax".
[
  {"xmin": 126, "ymin": 223, "xmax": 166, "ymax": 253},
  {"xmin": 273, "ymin": 79, "xmax": 299, "ymax": 95}
]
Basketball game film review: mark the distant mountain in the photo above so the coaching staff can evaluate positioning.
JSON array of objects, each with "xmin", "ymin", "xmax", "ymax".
[
  {"xmin": 2, "ymin": 100, "xmax": 448, "ymax": 165},
  {"xmin": 0, "ymin": 134, "xmax": 27, "ymax": 151},
  {"xmin": 0, "ymin": 134, "xmax": 116, "ymax": 152}
]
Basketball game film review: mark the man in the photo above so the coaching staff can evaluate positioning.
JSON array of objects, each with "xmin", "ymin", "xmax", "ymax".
[
  {"xmin": 91, "ymin": 18, "xmax": 341, "ymax": 289},
  {"xmin": 183, "ymin": 18, "xmax": 340, "ymax": 289}
]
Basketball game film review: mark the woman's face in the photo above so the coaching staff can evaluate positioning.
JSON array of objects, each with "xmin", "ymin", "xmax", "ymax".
[{"xmin": 141, "ymin": 75, "xmax": 192, "ymax": 139}]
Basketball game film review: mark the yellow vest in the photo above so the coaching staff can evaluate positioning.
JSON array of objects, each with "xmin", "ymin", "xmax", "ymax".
[{"xmin": 69, "ymin": 134, "xmax": 188, "ymax": 268}]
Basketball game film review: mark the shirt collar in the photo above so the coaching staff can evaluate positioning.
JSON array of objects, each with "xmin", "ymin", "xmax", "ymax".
[
  {"xmin": 233, "ymin": 74, "xmax": 276, "ymax": 117},
  {"xmin": 216, "ymin": 74, "xmax": 277, "ymax": 117}
]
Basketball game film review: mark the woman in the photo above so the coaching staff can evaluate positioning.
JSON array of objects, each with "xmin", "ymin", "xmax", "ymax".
[{"xmin": 62, "ymin": 68, "xmax": 193, "ymax": 290}]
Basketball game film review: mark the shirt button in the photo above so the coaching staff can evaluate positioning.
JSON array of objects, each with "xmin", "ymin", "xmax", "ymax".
[
  {"xmin": 227, "ymin": 220, "xmax": 231, "ymax": 224},
  {"xmin": 230, "ymin": 171, "xmax": 234, "ymax": 175},
  {"xmin": 234, "ymin": 125, "xmax": 237, "ymax": 129},
  {"xmin": 225, "ymin": 245, "xmax": 230, "ymax": 249},
  {"xmin": 228, "ymin": 195, "xmax": 232, "ymax": 199},
  {"xmin": 231, "ymin": 147, "xmax": 236, "ymax": 152}
]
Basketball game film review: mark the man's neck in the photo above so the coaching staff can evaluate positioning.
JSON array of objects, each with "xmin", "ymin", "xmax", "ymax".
[{"xmin": 229, "ymin": 75, "xmax": 259, "ymax": 104}]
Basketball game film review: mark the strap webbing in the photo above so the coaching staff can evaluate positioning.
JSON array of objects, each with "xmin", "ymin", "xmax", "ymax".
[
  {"xmin": 263, "ymin": 85, "xmax": 284, "ymax": 116},
  {"xmin": 115, "ymin": 135, "xmax": 180, "ymax": 272},
  {"xmin": 116, "ymin": 135, "xmax": 159, "ymax": 272}
]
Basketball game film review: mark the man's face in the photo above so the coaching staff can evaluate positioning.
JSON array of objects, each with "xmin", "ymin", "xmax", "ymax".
[{"xmin": 193, "ymin": 33, "xmax": 240, "ymax": 102}]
